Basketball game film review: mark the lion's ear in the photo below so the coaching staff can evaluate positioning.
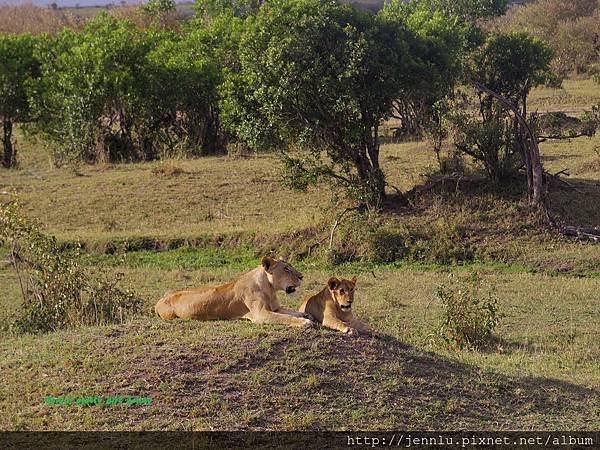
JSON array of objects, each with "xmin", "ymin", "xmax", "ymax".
[
  {"xmin": 351, "ymin": 276, "xmax": 357, "ymax": 285},
  {"xmin": 262, "ymin": 256, "xmax": 276, "ymax": 272},
  {"xmin": 327, "ymin": 277, "xmax": 339, "ymax": 290}
]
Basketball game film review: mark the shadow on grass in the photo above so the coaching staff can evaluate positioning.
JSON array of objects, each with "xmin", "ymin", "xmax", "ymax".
[
  {"xmin": 546, "ymin": 177, "xmax": 600, "ymax": 228},
  {"xmin": 87, "ymin": 322, "xmax": 599, "ymax": 430},
  {"xmin": 386, "ymin": 172, "xmax": 600, "ymax": 232}
]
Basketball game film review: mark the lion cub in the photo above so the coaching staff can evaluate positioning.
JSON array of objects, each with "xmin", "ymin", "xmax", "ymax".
[{"xmin": 299, "ymin": 277, "xmax": 371, "ymax": 335}]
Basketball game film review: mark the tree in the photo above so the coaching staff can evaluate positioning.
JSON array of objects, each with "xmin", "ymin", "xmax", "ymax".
[
  {"xmin": 140, "ymin": 0, "xmax": 178, "ymax": 29},
  {"xmin": 222, "ymin": 0, "xmax": 465, "ymax": 208},
  {"xmin": 145, "ymin": 31, "xmax": 224, "ymax": 155},
  {"xmin": 449, "ymin": 32, "xmax": 554, "ymax": 201},
  {"xmin": 30, "ymin": 14, "xmax": 226, "ymax": 163},
  {"xmin": 30, "ymin": 15, "xmax": 155, "ymax": 163},
  {"xmin": 380, "ymin": 1, "xmax": 471, "ymax": 137},
  {"xmin": 144, "ymin": 0, "xmax": 176, "ymax": 14},
  {"xmin": 473, "ymin": 32, "xmax": 555, "ymax": 117},
  {"xmin": 490, "ymin": 0, "xmax": 599, "ymax": 77},
  {"xmin": 0, "ymin": 33, "xmax": 42, "ymax": 168}
]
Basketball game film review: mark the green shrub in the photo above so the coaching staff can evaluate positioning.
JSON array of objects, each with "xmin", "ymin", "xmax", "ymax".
[
  {"xmin": 29, "ymin": 14, "xmax": 224, "ymax": 164},
  {"xmin": 434, "ymin": 273, "xmax": 501, "ymax": 350},
  {"xmin": 0, "ymin": 203, "xmax": 144, "ymax": 334},
  {"xmin": 409, "ymin": 218, "xmax": 475, "ymax": 265},
  {"xmin": 0, "ymin": 33, "xmax": 45, "ymax": 168},
  {"xmin": 366, "ymin": 229, "xmax": 410, "ymax": 264},
  {"xmin": 446, "ymin": 32, "xmax": 555, "ymax": 183},
  {"xmin": 325, "ymin": 211, "xmax": 473, "ymax": 265}
]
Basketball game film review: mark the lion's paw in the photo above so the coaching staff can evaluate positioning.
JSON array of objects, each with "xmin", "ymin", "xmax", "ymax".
[
  {"xmin": 301, "ymin": 312, "xmax": 315, "ymax": 321},
  {"xmin": 300, "ymin": 318, "xmax": 315, "ymax": 329}
]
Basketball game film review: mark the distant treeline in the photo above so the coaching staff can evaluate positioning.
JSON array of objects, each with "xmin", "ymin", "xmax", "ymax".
[{"xmin": 1, "ymin": 0, "xmax": 599, "ymax": 208}]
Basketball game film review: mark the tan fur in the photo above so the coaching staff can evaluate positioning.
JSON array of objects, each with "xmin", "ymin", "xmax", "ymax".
[
  {"xmin": 299, "ymin": 277, "xmax": 371, "ymax": 335},
  {"xmin": 155, "ymin": 256, "xmax": 313, "ymax": 328}
]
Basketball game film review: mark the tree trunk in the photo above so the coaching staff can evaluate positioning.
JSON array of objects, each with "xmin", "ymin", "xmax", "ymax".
[
  {"xmin": 354, "ymin": 128, "xmax": 386, "ymax": 209},
  {"xmin": 2, "ymin": 119, "xmax": 15, "ymax": 168},
  {"xmin": 473, "ymin": 82, "xmax": 544, "ymax": 206}
]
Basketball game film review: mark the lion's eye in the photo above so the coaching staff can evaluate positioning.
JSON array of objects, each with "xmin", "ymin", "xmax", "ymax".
[{"xmin": 340, "ymin": 289, "xmax": 345, "ymax": 294}]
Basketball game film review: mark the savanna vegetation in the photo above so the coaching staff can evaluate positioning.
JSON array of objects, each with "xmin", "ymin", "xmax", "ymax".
[{"xmin": 0, "ymin": 0, "xmax": 599, "ymax": 432}]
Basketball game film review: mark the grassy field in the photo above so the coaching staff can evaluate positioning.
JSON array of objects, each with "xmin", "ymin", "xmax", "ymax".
[{"xmin": 1, "ymin": 80, "xmax": 600, "ymax": 431}]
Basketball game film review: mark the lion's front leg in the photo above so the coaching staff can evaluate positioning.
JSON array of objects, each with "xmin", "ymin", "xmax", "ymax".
[
  {"xmin": 249, "ymin": 309, "xmax": 314, "ymax": 328},
  {"xmin": 275, "ymin": 307, "xmax": 314, "ymax": 321},
  {"xmin": 322, "ymin": 316, "xmax": 355, "ymax": 334}
]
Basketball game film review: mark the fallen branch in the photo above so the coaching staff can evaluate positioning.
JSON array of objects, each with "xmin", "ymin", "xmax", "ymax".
[
  {"xmin": 551, "ymin": 168, "xmax": 570, "ymax": 177},
  {"xmin": 544, "ymin": 205, "xmax": 600, "ymax": 242},
  {"xmin": 386, "ymin": 182, "xmax": 404, "ymax": 196},
  {"xmin": 306, "ymin": 241, "xmax": 321, "ymax": 257},
  {"xmin": 558, "ymin": 225, "xmax": 600, "ymax": 242},
  {"xmin": 545, "ymin": 171, "xmax": 585, "ymax": 194}
]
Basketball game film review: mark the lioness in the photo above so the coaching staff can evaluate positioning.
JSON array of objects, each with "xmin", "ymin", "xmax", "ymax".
[
  {"xmin": 155, "ymin": 256, "xmax": 313, "ymax": 328},
  {"xmin": 299, "ymin": 277, "xmax": 371, "ymax": 335}
]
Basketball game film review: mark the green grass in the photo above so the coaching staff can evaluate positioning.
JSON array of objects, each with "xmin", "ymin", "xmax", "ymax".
[
  {"xmin": 1, "ymin": 78, "xmax": 600, "ymax": 431},
  {"xmin": 1, "ymin": 253, "xmax": 599, "ymax": 430},
  {"xmin": 2, "ymin": 131, "xmax": 599, "ymax": 272},
  {"xmin": 529, "ymin": 78, "xmax": 600, "ymax": 115}
]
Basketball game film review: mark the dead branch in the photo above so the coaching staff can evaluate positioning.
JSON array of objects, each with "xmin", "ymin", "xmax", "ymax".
[
  {"xmin": 559, "ymin": 226, "xmax": 600, "ymax": 241},
  {"xmin": 329, "ymin": 207, "xmax": 360, "ymax": 249},
  {"xmin": 545, "ymin": 171, "xmax": 585, "ymax": 194},
  {"xmin": 544, "ymin": 203, "xmax": 600, "ymax": 242},
  {"xmin": 552, "ymin": 168, "xmax": 570, "ymax": 177}
]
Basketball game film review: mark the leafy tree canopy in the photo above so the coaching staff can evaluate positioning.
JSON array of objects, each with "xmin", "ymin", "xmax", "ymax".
[
  {"xmin": 0, "ymin": 33, "xmax": 45, "ymax": 167},
  {"xmin": 473, "ymin": 32, "xmax": 555, "ymax": 111},
  {"xmin": 221, "ymin": 0, "xmax": 469, "ymax": 207}
]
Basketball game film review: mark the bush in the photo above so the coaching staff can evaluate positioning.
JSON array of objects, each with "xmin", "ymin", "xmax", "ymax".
[
  {"xmin": 30, "ymin": 14, "xmax": 224, "ymax": 164},
  {"xmin": 447, "ymin": 100, "xmax": 521, "ymax": 182},
  {"xmin": 0, "ymin": 203, "xmax": 144, "ymax": 334},
  {"xmin": 146, "ymin": 28, "xmax": 224, "ymax": 157},
  {"xmin": 409, "ymin": 218, "xmax": 474, "ymax": 264},
  {"xmin": 446, "ymin": 32, "xmax": 554, "ymax": 182},
  {"xmin": 435, "ymin": 273, "xmax": 501, "ymax": 349},
  {"xmin": 325, "ymin": 211, "xmax": 473, "ymax": 265},
  {"xmin": 30, "ymin": 16, "xmax": 154, "ymax": 164},
  {"xmin": 0, "ymin": 33, "xmax": 45, "ymax": 168}
]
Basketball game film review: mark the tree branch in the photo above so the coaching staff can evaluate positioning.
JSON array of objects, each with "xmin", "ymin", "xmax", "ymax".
[{"xmin": 329, "ymin": 207, "xmax": 361, "ymax": 249}]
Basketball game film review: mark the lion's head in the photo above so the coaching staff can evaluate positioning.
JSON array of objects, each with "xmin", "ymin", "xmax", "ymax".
[
  {"xmin": 261, "ymin": 256, "xmax": 303, "ymax": 294},
  {"xmin": 327, "ymin": 276, "xmax": 357, "ymax": 311}
]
